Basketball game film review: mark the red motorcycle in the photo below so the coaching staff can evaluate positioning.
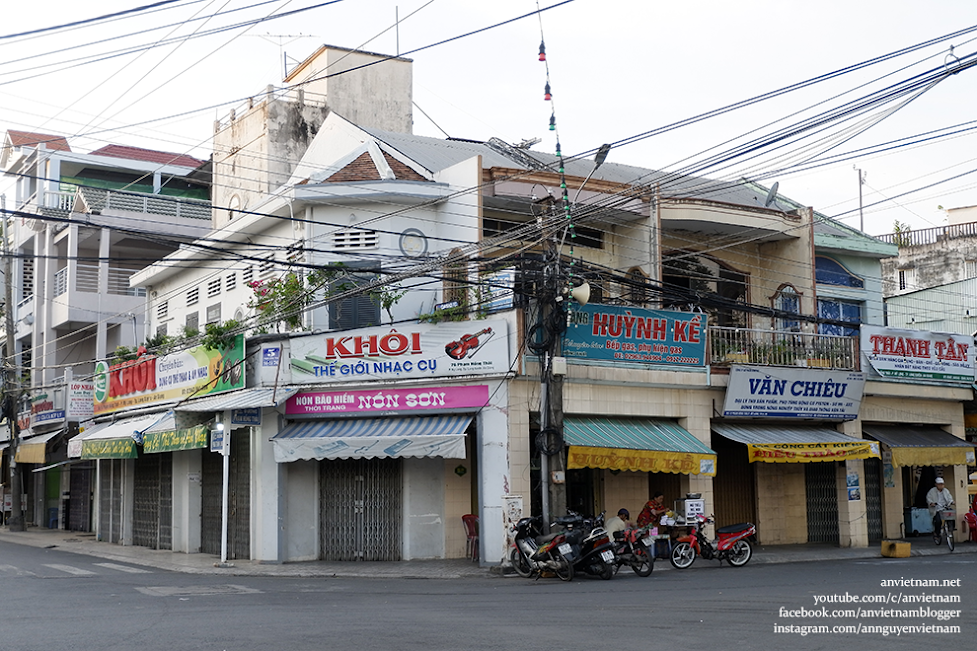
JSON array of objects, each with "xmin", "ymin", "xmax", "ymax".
[{"xmin": 669, "ymin": 514, "xmax": 756, "ymax": 569}]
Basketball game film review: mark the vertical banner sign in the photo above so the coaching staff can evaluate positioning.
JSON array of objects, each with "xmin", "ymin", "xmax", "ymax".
[
  {"xmin": 861, "ymin": 325, "xmax": 975, "ymax": 383},
  {"xmin": 66, "ymin": 381, "xmax": 94, "ymax": 420},
  {"xmin": 563, "ymin": 305, "xmax": 707, "ymax": 366}
]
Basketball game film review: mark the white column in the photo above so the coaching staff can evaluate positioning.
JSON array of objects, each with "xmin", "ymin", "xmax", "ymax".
[
  {"xmin": 477, "ymin": 378, "xmax": 510, "ymax": 566},
  {"xmin": 95, "ymin": 228, "xmax": 111, "ymax": 360},
  {"xmin": 171, "ymin": 449, "xmax": 203, "ymax": 553},
  {"xmin": 251, "ymin": 410, "xmax": 283, "ymax": 562}
]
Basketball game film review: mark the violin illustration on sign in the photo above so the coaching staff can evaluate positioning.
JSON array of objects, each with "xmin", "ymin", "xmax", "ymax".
[{"xmin": 445, "ymin": 327, "xmax": 494, "ymax": 360}]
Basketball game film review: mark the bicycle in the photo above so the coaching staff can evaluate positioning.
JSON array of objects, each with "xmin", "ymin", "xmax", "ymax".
[{"xmin": 932, "ymin": 509, "xmax": 955, "ymax": 552}]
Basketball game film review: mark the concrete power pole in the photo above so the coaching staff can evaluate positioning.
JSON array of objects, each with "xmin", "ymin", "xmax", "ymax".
[{"xmin": 2, "ymin": 195, "xmax": 25, "ymax": 530}]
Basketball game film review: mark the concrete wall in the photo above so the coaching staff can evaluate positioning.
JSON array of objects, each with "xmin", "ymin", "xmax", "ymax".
[
  {"xmin": 283, "ymin": 459, "xmax": 319, "ymax": 562},
  {"xmin": 171, "ymin": 449, "xmax": 202, "ymax": 553},
  {"xmin": 755, "ymin": 463, "xmax": 808, "ymax": 545},
  {"xmin": 880, "ymin": 232, "xmax": 977, "ymax": 296}
]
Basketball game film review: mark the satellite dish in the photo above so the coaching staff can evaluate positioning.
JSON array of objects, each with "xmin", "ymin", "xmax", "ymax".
[{"xmin": 764, "ymin": 181, "xmax": 780, "ymax": 208}]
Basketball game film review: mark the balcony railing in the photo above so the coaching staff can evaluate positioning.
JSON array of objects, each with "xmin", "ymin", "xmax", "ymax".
[
  {"xmin": 710, "ymin": 326, "xmax": 858, "ymax": 370},
  {"xmin": 53, "ymin": 263, "xmax": 147, "ymax": 298},
  {"xmin": 876, "ymin": 221, "xmax": 977, "ymax": 247}
]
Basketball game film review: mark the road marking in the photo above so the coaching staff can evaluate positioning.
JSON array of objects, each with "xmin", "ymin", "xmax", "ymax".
[
  {"xmin": 94, "ymin": 563, "xmax": 152, "ymax": 574},
  {"xmin": 43, "ymin": 564, "xmax": 97, "ymax": 576},
  {"xmin": 0, "ymin": 564, "xmax": 37, "ymax": 576},
  {"xmin": 136, "ymin": 584, "xmax": 262, "ymax": 597}
]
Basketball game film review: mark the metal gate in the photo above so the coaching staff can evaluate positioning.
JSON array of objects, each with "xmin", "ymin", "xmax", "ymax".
[
  {"xmin": 68, "ymin": 464, "xmax": 93, "ymax": 532},
  {"xmin": 805, "ymin": 462, "xmax": 839, "ymax": 544},
  {"xmin": 97, "ymin": 459, "xmax": 123, "ymax": 544},
  {"xmin": 711, "ymin": 435, "xmax": 758, "ymax": 533},
  {"xmin": 319, "ymin": 458, "xmax": 402, "ymax": 561},
  {"xmin": 201, "ymin": 431, "xmax": 251, "ymax": 559},
  {"xmin": 864, "ymin": 458, "xmax": 883, "ymax": 543},
  {"xmin": 132, "ymin": 452, "xmax": 172, "ymax": 550}
]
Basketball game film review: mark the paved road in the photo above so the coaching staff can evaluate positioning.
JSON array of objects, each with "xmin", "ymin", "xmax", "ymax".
[{"xmin": 1, "ymin": 541, "xmax": 972, "ymax": 650}]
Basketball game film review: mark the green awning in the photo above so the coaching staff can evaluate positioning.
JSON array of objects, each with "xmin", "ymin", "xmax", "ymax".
[
  {"xmin": 564, "ymin": 417, "xmax": 716, "ymax": 475},
  {"xmin": 143, "ymin": 424, "xmax": 209, "ymax": 454}
]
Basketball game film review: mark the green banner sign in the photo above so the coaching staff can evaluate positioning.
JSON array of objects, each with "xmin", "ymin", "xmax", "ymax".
[
  {"xmin": 143, "ymin": 425, "xmax": 209, "ymax": 454},
  {"xmin": 82, "ymin": 438, "xmax": 137, "ymax": 459}
]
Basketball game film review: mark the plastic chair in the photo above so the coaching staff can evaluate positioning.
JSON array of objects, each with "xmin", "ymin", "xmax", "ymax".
[{"xmin": 462, "ymin": 514, "xmax": 479, "ymax": 562}]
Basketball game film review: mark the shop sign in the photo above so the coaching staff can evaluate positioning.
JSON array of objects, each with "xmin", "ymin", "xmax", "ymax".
[
  {"xmin": 31, "ymin": 392, "xmax": 65, "ymax": 427},
  {"xmin": 286, "ymin": 385, "xmax": 490, "ymax": 416},
  {"xmin": 66, "ymin": 381, "xmax": 94, "ymax": 420},
  {"xmin": 231, "ymin": 408, "xmax": 262, "ymax": 426},
  {"xmin": 860, "ymin": 325, "xmax": 975, "ymax": 383},
  {"xmin": 723, "ymin": 366, "xmax": 865, "ymax": 419},
  {"xmin": 288, "ymin": 321, "xmax": 509, "ymax": 384},
  {"xmin": 81, "ymin": 438, "xmax": 138, "ymax": 459},
  {"xmin": 563, "ymin": 305, "xmax": 707, "ymax": 367},
  {"xmin": 143, "ymin": 424, "xmax": 209, "ymax": 454},
  {"xmin": 482, "ymin": 268, "xmax": 515, "ymax": 313},
  {"xmin": 93, "ymin": 335, "xmax": 245, "ymax": 415},
  {"xmin": 747, "ymin": 441, "xmax": 880, "ymax": 463}
]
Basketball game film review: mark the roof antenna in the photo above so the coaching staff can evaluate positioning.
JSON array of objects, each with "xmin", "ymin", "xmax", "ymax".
[{"xmin": 764, "ymin": 181, "xmax": 780, "ymax": 208}]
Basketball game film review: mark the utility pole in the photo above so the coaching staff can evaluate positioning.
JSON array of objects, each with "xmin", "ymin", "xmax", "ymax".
[
  {"xmin": 855, "ymin": 167, "xmax": 866, "ymax": 232},
  {"xmin": 2, "ymin": 195, "xmax": 25, "ymax": 531}
]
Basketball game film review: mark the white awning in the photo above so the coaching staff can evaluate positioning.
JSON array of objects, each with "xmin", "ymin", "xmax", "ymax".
[
  {"xmin": 174, "ymin": 388, "xmax": 298, "ymax": 412},
  {"xmin": 271, "ymin": 414, "xmax": 472, "ymax": 463},
  {"xmin": 67, "ymin": 413, "xmax": 169, "ymax": 458}
]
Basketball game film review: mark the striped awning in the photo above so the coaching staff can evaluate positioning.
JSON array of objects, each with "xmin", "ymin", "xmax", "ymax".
[
  {"xmin": 271, "ymin": 414, "xmax": 472, "ymax": 463},
  {"xmin": 712, "ymin": 423, "xmax": 880, "ymax": 463},
  {"xmin": 73, "ymin": 413, "xmax": 169, "ymax": 459},
  {"xmin": 863, "ymin": 424, "xmax": 976, "ymax": 468},
  {"xmin": 174, "ymin": 387, "xmax": 298, "ymax": 412},
  {"xmin": 564, "ymin": 417, "xmax": 717, "ymax": 476}
]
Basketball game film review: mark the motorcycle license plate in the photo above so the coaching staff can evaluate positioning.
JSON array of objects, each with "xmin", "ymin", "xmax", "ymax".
[
  {"xmin": 600, "ymin": 550, "xmax": 614, "ymax": 562},
  {"xmin": 641, "ymin": 536, "xmax": 654, "ymax": 547},
  {"xmin": 558, "ymin": 543, "xmax": 572, "ymax": 556}
]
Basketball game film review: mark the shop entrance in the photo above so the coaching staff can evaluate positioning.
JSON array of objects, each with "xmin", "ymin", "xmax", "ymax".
[
  {"xmin": 133, "ymin": 452, "xmax": 172, "ymax": 550},
  {"xmin": 201, "ymin": 430, "xmax": 251, "ymax": 559},
  {"xmin": 864, "ymin": 458, "xmax": 883, "ymax": 543},
  {"xmin": 711, "ymin": 435, "xmax": 757, "ymax": 531},
  {"xmin": 97, "ymin": 459, "xmax": 124, "ymax": 544},
  {"xmin": 319, "ymin": 458, "xmax": 402, "ymax": 561},
  {"xmin": 805, "ymin": 462, "xmax": 839, "ymax": 544},
  {"xmin": 68, "ymin": 463, "xmax": 94, "ymax": 532}
]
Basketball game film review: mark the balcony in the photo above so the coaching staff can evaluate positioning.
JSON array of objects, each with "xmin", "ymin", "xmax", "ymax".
[
  {"xmin": 53, "ymin": 264, "xmax": 146, "ymax": 298},
  {"xmin": 710, "ymin": 326, "xmax": 858, "ymax": 370}
]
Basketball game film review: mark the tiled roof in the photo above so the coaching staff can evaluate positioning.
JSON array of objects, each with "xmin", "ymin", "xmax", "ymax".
[
  {"xmin": 7, "ymin": 130, "xmax": 71, "ymax": 152},
  {"xmin": 88, "ymin": 144, "xmax": 205, "ymax": 169},
  {"xmin": 324, "ymin": 151, "xmax": 429, "ymax": 183}
]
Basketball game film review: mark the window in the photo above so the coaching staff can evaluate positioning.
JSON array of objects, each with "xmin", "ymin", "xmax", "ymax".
[
  {"xmin": 625, "ymin": 267, "xmax": 648, "ymax": 305},
  {"xmin": 329, "ymin": 267, "xmax": 380, "ymax": 330},
  {"xmin": 227, "ymin": 194, "xmax": 240, "ymax": 223},
  {"xmin": 818, "ymin": 299, "xmax": 861, "ymax": 336},
  {"xmin": 815, "ymin": 256, "xmax": 864, "ymax": 288},
  {"xmin": 259, "ymin": 255, "xmax": 276, "ymax": 279},
  {"xmin": 185, "ymin": 312, "xmax": 199, "ymax": 333},
  {"xmin": 242, "ymin": 266, "xmax": 253, "ymax": 284},
  {"xmin": 332, "ymin": 228, "xmax": 378, "ymax": 249},
  {"xmin": 156, "ymin": 324, "xmax": 168, "ymax": 337},
  {"xmin": 206, "ymin": 303, "xmax": 221, "ymax": 324},
  {"xmin": 186, "ymin": 287, "xmax": 199, "ymax": 306},
  {"xmin": 207, "ymin": 278, "xmax": 222, "ymax": 298},
  {"xmin": 226, "ymin": 273, "xmax": 236, "ymax": 292},
  {"xmin": 443, "ymin": 249, "xmax": 468, "ymax": 307},
  {"xmin": 965, "ymin": 260, "xmax": 977, "ymax": 279},
  {"xmin": 156, "ymin": 301, "xmax": 169, "ymax": 320},
  {"xmin": 662, "ymin": 251, "xmax": 748, "ymax": 327},
  {"xmin": 897, "ymin": 268, "xmax": 915, "ymax": 291},
  {"xmin": 774, "ymin": 285, "xmax": 800, "ymax": 332}
]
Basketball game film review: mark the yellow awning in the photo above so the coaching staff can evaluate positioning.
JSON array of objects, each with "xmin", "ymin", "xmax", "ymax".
[
  {"xmin": 747, "ymin": 442, "xmax": 880, "ymax": 463},
  {"xmin": 14, "ymin": 431, "xmax": 62, "ymax": 464},
  {"xmin": 862, "ymin": 425, "xmax": 976, "ymax": 468},
  {"xmin": 568, "ymin": 446, "xmax": 717, "ymax": 476}
]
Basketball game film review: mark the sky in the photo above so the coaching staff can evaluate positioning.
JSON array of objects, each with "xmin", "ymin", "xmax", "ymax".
[{"xmin": 3, "ymin": 0, "xmax": 977, "ymax": 236}]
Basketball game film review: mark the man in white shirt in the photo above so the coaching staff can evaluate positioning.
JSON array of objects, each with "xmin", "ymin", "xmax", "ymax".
[
  {"xmin": 605, "ymin": 508, "xmax": 631, "ymax": 540},
  {"xmin": 926, "ymin": 476, "xmax": 954, "ymax": 531}
]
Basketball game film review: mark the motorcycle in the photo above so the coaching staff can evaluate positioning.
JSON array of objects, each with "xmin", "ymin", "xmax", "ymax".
[
  {"xmin": 669, "ymin": 514, "xmax": 756, "ymax": 569},
  {"xmin": 555, "ymin": 511, "xmax": 615, "ymax": 580},
  {"xmin": 509, "ymin": 515, "xmax": 574, "ymax": 581},
  {"xmin": 610, "ymin": 525, "xmax": 655, "ymax": 577}
]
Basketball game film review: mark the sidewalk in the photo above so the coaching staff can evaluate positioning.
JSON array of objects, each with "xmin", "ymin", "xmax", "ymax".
[{"xmin": 1, "ymin": 526, "xmax": 973, "ymax": 579}]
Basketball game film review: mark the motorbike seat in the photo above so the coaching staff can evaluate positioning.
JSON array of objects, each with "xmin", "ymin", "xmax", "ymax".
[
  {"xmin": 716, "ymin": 523, "xmax": 754, "ymax": 535},
  {"xmin": 535, "ymin": 532, "xmax": 561, "ymax": 544},
  {"xmin": 613, "ymin": 530, "xmax": 625, "ymax": 540}
]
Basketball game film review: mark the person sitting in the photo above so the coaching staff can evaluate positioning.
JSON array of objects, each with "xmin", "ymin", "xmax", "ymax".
[
  {"xmin": 605, "ymin": 508, "xmax": 631, "ymax": 540},
  {"xmin": 637, "ymin": 492, "xmax": 667, "ymax": 528}
]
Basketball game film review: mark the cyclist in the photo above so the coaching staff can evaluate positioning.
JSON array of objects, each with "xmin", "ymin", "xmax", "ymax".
[{"xmin": 926, "ymin": 476, "xmax": 954, "ymax": 532}]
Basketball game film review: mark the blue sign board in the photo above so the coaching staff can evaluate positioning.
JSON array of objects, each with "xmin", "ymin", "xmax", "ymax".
[
  {"xmin": 563, "ymin": 305, "xmax": 707, "ymax": 366},
  {"xmin": 262, "ymin": 346, "xmax": 281, "ymax": 367},
  {"xmin": 231, "ymin": 407, "xmax": 262, "ymax": 426}
]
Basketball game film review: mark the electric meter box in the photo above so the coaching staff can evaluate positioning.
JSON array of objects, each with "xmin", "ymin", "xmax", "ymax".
[{"xmin": 674, "ymin": 497, "xmax": 705, "ymax": 523}]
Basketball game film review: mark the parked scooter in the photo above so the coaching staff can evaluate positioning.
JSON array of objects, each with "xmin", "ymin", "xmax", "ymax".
[
  {"xmin": 669, "ymin": 514, "xmax": 756, "ymax": 569},
  {"xmin": 610, "ymin": 525, "xmax": 655, "ymax": 577},
  {"xmin": 509, "ymin": 515, "xmax": 574, "ymax": 581},
  {"xmin": 555, "ymin": 511, "xmax": 615, "ymax": 580}
]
